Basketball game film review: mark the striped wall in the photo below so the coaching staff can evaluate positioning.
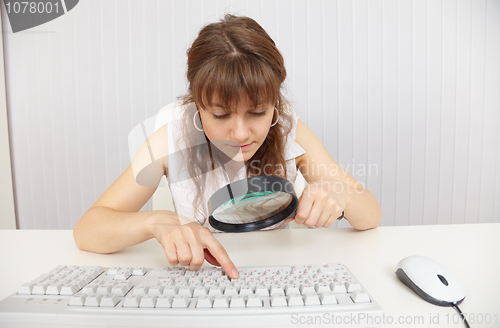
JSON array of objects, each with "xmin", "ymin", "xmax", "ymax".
[{"xmin": 2, "ymin": 0, "xmax": 499, "ymax": 229}]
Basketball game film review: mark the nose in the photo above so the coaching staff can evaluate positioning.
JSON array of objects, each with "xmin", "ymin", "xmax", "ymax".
[{"xmin": 230, "ymin": 115, "xmax": 251, "ymax": 144}]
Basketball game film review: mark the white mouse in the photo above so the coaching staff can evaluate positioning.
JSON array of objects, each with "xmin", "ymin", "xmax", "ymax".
[{"xmin": 396, "ymin": 255, "xmax": 466, "ymax": 306}]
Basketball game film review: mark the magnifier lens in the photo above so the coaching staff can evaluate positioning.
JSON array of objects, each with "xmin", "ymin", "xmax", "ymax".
[
  {"xmin": 212, "ymin": 191, "xmax": 292, "ymax": 224},
  {"xmin": 208, "ymin": 176, "xmax": 298, "ymax": 232}
]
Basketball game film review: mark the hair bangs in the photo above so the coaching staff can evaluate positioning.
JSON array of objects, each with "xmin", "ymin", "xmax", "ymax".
[{"xmin": 192, "ymin": 54, "xmax": 280, "ymax": 112}]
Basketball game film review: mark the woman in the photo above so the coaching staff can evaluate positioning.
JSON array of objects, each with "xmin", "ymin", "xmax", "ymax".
[{"xmin": 73, "ymin": 14, "xmax": 381, "ymax": 280}]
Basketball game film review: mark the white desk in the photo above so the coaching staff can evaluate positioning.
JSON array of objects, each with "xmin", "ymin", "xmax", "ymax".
[{"xmin": 1, "ymin": 223, "xmax": 499, "ymax": 327}]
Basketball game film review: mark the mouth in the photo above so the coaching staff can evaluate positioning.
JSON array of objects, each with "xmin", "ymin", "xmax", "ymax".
[{"xmin": 229, "ymin": 142, "xmax": 254, "ymax": 150}]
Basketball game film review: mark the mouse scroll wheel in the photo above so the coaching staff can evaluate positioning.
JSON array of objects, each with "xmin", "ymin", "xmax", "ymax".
[{"xmin": 437, "ymin": 274, "xmax": 449, "ymax": 286}]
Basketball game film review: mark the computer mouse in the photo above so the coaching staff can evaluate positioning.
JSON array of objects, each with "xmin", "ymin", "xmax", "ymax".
[{"xmin": 396, "ymin": 255, "xmax": 466, "ymax": 307}]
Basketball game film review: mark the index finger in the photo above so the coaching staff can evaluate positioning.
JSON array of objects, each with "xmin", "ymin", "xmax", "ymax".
[
  {"xmin": 203, "ymin": 237, "xmax": 239, "ymax": 279},
  {"xmin": 295, "ymin": 193, "xmax": 314, "ymax": 225}
]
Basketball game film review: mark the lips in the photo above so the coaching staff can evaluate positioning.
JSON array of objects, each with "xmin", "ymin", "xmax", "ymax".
[{"xmin": 229, "ymin": 142, "xmax": 254, "ymax": 150}]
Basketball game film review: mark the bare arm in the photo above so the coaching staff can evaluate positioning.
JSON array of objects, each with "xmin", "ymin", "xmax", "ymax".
[
  {"xmin": 72, "ymin": 124, "xmax": 239, "ymax": 278},
  {"xmin": 73, "ymin": 164, "xmax": 169, "ymax": 253},
  {"xmin": 73, "ymin": 124, "xmax": 169, "ymax": 253}
]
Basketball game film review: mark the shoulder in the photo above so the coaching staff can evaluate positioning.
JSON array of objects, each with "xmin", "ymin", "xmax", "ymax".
[
  {"xmin": 294, "ymin": 119, "xmax": 324, "ymax": 167},
  {"xmin": 131, "ymin": 121, "xmax": 170, "ymax": 186},
  {"xmin": 154, "ymin": 101, "xmax": 185, "ymax": 130}
]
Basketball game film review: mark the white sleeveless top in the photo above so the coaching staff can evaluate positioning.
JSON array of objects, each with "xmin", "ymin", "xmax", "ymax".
[{"xmin": 165, "ymin": 102, "xmax": 305, "ymax": 233}]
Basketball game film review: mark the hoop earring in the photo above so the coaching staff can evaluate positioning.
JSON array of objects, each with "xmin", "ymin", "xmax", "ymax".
[
  {"xmin": 193, "ymin": 110, "xmax": 204, "ymax": 132},
  {"xmin": 270, "ymin": 107, "xmax": 280, "ymax": 127}
]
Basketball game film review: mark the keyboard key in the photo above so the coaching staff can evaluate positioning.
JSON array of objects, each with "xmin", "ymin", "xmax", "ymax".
[
  {"xmin": 270, "ymin": 286, "xmax": 284, "ymax": 296},
  {"xmin": 31, "ymin": 273, "xmax": 54, "ymax": 284},
  {"xmin": 132, "ymin": 267, "xmax": 147, "ymax": 276},
  {"xmin": 208, "ymin": 286, "xmax": 223, "ymax": 297},
  {"xmin": 238, "ymin": 286, "xmax": 253, "ymax": 296},
  {"xmin": 193, "ymin": 285, "xmax": 208, "ymax": 297},
  {"xmin": 246, "ymin": 295, "xmax": 263, "ymax": 308},
  {"xmin": 319, "ymin": 263, "xmax": 340, "ymax": 273},
  {"xmin": 156, "ymin": 295, "xmax": 172, "ymax": 308},
  {"xmin": 320, "ymin": 291, "xmax": 338, "ymax": 305},
  {"xmin": 18, "ymin": 282, "xmax": 35, "ymax": 295},
  {"xmin": 195, "ymin": 295, "xmax": 212, "ymax": 308},
  {"xmin": 331, "ymin": 282, "xmax": 347, "ymax": 294},
  {"xmin": 172, "ymin": 295, "xmax": 190, "ymax": 308},
  {"xmin": 90, "ymin": 266, "xmax": 105, "ymax": 279},
  {"xmin": 80, "ymin": 275, "xmax": 94, "ymax": 284},
  {"xmin": 68, "ymin": 293, "xmax": 87, "ymax": 306},
  {"xmin": 48, "ymin": 265, "xmax": 68, "ymax": 275},
  {"xmin": 81, "ymin": 284, "xmax": 98, "ymax": 295},
  {"xmin": 107, "ymin": 266, "xmax": 121, "ymax": 275},
  {"xmin": 162, "ymin": 286, "xmax": 176, "ymax": 297},
  {"xmin": 223, "ymin": 286, "xmax": 238, "ymax": 296},
  {"xmin": 133, "ymin": 285, "xmax": 149, "ymax": 296},
  {"xmin": 123, "ymin": 294, "xmax": 141, "ymax": 308},
  {"xmin": 114, "ymin": 269, "xmax": 132, "ymax": 280},
  {"xmin": 254, "ymin": 285, "xmax": 269, "ymax": 297},
  {"xmin": 111, "ymin": 283, "xmax": 130, "ymax": 297},
  {"xmin": 74, "ymin": 279, "xmax": 87, "ymax": 289},
  {"xmin": 60, "ymin": 283, "xmax": 80, "ymax": 296},
  {"xmin": 46, "ymin": 282, "xmax": 63, "ymax": 295},
  {"xmin": 212, "ymin": 295, "xmax": 229, "ymax": 308},
  {"xmin": 271, "ymin": 295, "xmax": 287, "ymax": 307},
  {"xmin": 139, "ymin": 295, "xmax": 157, "ymax": 308},
  {"xmin": 351, "ymin": 290, "xmax": 371, "ymax": 303},
  {"xmin": 148, "ymin": 285, "xmax": 164, "ymax": 296},
  {"xmin": 32, "ymin": 283, "xmax": 49, "ymax": 295},
  {"xmin": 292, "ymin": 265, "xmax": 307, "ymax": 274},
  {"xmin": 84, "ymin": 293, "xmax": 102, "ymax": 307},
  {"xmin": 287, "ymin": 292, "xmax": 304, "ymax": 306},
  {"xmin": 303, "ymin": 292, "xmax": 321, "ymax": 306},
  {"xmin": 177, "ymin": 285, "xmax": 193, "ymax": 297},
  {"xmin": 229, "ymin": 295, "xmax": 246, "ymax": 308},
  {"xmin": 148, "ymin": 268, "xmax": 170, "ymax": 277},
  {"xmin": 285, "ymin": 284, "xmax": 300, "ymax": 296},
  {"xmin": 315, "ymin": 283, "xmax": 331, "ymax": 294},
  {"xmin": 346, "ymin": 281, "xmax": 361, "ymax": 293},
  {"xmin": 96, "ymin": 284, "xmax": 113, "ymax": 295},
  {"xmin": 100, "ymin": 294, "xmax": 120, "ymax": 307},
  {"xmin": 299, "ymin": 284, "xmax": 315, "ymax": 294}
]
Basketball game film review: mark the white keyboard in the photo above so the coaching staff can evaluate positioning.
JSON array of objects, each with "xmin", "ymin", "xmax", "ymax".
[{"xmin": 0, "ymin": 263, "xmax": 383, "ymax": 327}]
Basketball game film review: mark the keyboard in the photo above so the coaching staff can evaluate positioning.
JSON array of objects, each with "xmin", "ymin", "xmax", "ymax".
[{"xmin": 0, "ymin": 263, "xmax": 383, "ymax": 327}]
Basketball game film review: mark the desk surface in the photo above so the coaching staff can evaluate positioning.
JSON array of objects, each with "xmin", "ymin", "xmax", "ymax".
[{"xmin": 1, "ymin": 223, "xmax": 499, "ymax": 327}]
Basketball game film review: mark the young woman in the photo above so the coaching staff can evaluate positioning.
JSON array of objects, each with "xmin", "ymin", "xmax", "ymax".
[{"xmin": 73, "ymin": 14, "xmax": 382, "ymax": 280}]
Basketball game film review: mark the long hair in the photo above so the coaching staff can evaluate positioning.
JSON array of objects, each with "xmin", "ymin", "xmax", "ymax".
[{"xmin": 180, "ymin": 14, "xmax": 293, "ymax": 223}]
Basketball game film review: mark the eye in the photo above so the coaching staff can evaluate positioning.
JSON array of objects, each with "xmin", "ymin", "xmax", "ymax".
[
  {"xmin": 212, "ymin": 113, "xmax": 229, "ymax": 120},
  {"xmin": 250, "ymin": 109, "xmax": 267, "ymax": 117}
]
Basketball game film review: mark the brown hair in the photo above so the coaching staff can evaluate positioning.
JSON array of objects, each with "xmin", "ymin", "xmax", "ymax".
[{"xmin": 180, "ymin": 14, "xmax": 293, "ymax": 223}]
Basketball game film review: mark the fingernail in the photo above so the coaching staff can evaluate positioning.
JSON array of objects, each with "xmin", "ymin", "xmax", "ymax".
[{"xmin": 231, "ymin": 269, "xmax": 239, "ymax": 279}]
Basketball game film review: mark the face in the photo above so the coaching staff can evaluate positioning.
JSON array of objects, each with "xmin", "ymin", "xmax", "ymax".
[{"xmin": 198, "ymin": 94, "xmax": 275, "ymax": 163}]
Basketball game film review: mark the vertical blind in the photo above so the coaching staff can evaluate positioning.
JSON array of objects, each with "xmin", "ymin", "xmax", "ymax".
[{"xmin": 2, "ymin": 0, "xmax": 499, "ymax": 229}]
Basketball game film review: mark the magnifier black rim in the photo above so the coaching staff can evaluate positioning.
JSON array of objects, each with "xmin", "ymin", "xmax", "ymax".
[
  {"xmin": 208, "ymin": 176, "xmax": 298, "ymax": 233},
  {"xmin": 209, "ymin": 195, "xmax": 297, "ymax": 232}
]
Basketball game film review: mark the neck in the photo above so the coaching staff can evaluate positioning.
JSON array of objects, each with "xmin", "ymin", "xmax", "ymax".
[{"xmin": 223, "ymin": 160, "xmax": 246, "ymax": 183}]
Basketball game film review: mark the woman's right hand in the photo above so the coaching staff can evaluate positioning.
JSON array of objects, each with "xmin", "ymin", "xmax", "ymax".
[{"xmin": 146, "ymin": 212, "xmax": 239, "ymax": 279}]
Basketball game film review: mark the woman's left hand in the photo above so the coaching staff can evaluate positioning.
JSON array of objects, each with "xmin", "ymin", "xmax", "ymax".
[{"xmin": 284, "ymin": 181, "xmax": 346, "ymax": 228}]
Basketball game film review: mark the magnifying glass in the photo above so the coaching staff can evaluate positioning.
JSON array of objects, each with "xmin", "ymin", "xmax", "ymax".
[{"xmin": 208, "ymin": 176, "xmax": 299, "ymax": 232}]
